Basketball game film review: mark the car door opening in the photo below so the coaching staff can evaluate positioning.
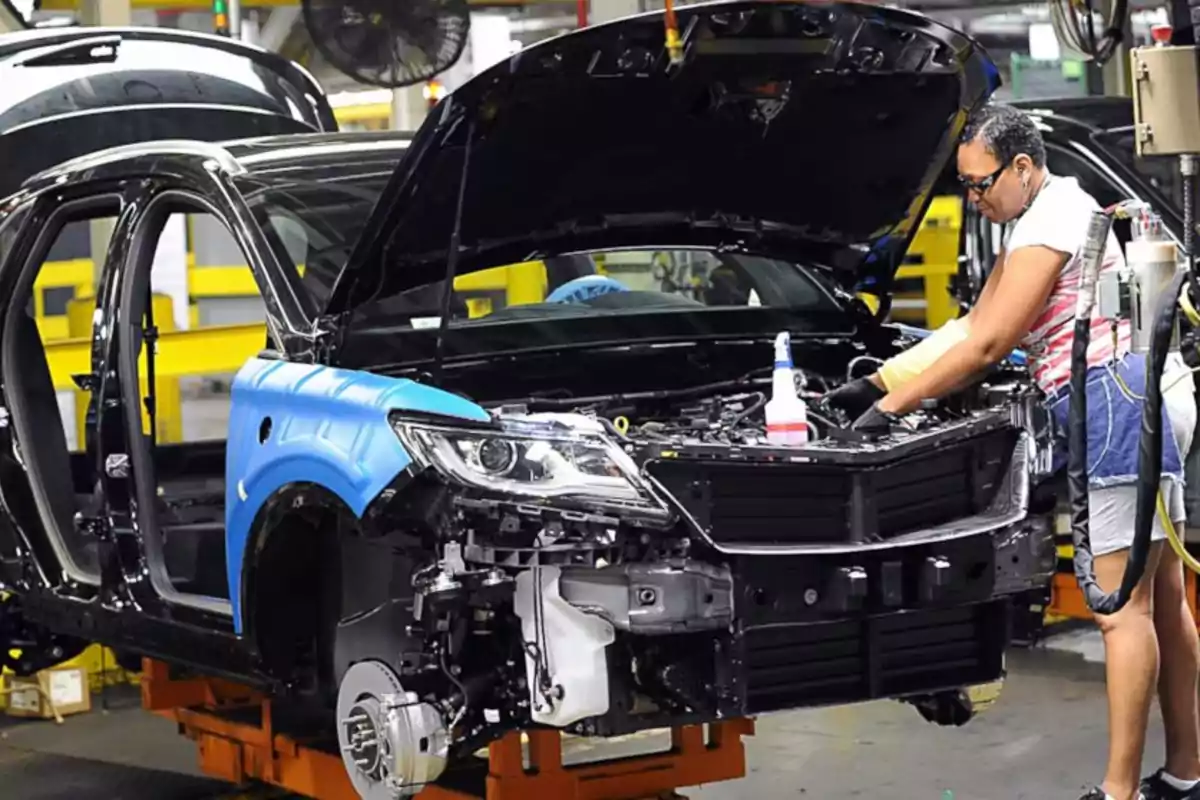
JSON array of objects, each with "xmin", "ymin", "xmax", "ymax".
[
  {"xmin": 119, "ymin": 192, "xmax": 233, "ymax": 614},
  {"xmin": 0, "ymin": 195, "xmax": 125, "ymax": 589}
]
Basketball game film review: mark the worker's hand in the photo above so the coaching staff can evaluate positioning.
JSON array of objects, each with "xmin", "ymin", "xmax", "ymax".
[
  {"xmin": 850, "ymin": 403, "xmax": 900, "ymax": 435},
  {"xmin": 823, "ymin": 376, "xmax": 885, "ymax": 420}
]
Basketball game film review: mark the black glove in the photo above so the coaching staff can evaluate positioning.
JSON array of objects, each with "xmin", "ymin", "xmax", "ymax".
[
  {"xmin": 823, "ymin": 376, "xmax": 885, "ymax": 420},
  {"xmin": 850, "ymin": 403, "xmax": 901, "ymax": 435}
]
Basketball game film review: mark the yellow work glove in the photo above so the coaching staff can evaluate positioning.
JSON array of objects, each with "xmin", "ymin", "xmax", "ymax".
[{"xmin": 877, "ymin": 316, "xmax": 970, "ymax": 393}]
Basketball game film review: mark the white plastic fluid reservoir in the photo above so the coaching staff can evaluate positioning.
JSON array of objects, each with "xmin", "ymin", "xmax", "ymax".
[
  {"xmin": 764, "ymin": 331, "xmax": 809, "ymax": 445},
  {"xmin": 514, "ymin": 567, "xmax": 614, "ymax": 728}
]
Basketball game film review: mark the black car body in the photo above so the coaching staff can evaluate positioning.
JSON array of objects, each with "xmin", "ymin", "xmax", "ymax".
[
  {"xmin": 0, "ymin": 26, "xmax": 336, "ymax": 199},
  {"xmin": 0, "ymin": 4, "xmax": 1056, "ymax": 798}
]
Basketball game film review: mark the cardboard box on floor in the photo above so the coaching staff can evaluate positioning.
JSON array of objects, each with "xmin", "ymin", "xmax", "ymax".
[{"xmin": 4, "ymin": 665, "xmax": 90, "ymax": 719}]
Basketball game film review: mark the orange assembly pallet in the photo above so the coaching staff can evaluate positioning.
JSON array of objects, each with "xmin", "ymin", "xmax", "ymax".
[{"xmin": 140, "ymin": 658, "xmax": 756, "ymax": 800}]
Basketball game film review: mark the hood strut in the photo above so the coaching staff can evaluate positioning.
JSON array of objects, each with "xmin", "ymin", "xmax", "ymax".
[{"xmin": 433, "ymin": 114, "xmax": 477, "ymax": 385}]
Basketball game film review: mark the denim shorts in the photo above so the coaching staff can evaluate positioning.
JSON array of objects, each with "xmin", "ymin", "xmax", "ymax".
[{"xmin": 1046, "ymin": 352, "xmax": 1184, "ymax": 490}]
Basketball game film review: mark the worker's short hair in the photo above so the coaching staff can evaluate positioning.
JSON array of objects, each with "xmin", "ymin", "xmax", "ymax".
[{"xmin": 961, "ymin": 103, "xmax": 1047, "ymax": 169}]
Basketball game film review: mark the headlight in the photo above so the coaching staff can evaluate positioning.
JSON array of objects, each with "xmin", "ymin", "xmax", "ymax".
[{"xmin": 391, "ymin": 414, "xmax": 661, "ymax": 513}]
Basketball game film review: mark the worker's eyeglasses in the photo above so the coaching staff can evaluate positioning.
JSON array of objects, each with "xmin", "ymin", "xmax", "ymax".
[{"xmin": 958, "ymin": 162, "xmax": 1008, "ymax": 195}]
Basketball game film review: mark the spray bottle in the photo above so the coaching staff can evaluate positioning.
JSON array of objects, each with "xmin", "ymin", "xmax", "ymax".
[{"xmin": 765, "ymin": 331, "xmax": 808, "ymax": 446}]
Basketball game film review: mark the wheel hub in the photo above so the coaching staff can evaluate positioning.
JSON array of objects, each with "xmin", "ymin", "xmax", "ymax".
[{"xmin": 335, "ymin": 660, "xmax": 449, "ymax": 800}]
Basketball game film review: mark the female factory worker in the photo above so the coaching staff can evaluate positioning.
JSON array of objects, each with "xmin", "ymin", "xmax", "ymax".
[{"xmin": 825, "ymin": 103, "xmax": 1200, "ymax": 800}]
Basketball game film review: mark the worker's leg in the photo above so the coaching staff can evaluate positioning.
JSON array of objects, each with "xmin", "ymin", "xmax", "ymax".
[
  {"xmin": 1153, "ymin": 366, "xmax": 1200, "ymax": 787},
  {"xmin": 1141, "ymin": 365, "xmax": 1200, "ymax": 798},
  {"xmin": 1153, "ymin": 538, "xmax": 1200, "ymax": 785},
  {"xmin": 1091, "ymin": 496, "xmax": 1165, "ymax": 800},
  {"xmin": 1086, "ymin": 355, "xmax": 1191, "ymax": 800}
]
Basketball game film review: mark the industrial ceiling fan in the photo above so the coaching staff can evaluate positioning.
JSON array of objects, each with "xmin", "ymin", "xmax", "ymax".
[{"xmin": 300, "ymin": 0, "xmax": 470, "ymax": 88}]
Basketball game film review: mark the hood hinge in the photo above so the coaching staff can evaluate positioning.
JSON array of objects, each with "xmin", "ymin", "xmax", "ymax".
[{"xmin": 312, "ymin": 313, "xmax": 348, "ymax": 366}]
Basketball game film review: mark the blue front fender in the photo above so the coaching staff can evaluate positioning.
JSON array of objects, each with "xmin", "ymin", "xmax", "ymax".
[{"xmin": 225, "ymin": 358, "xmax": 490, "ymax": 633}]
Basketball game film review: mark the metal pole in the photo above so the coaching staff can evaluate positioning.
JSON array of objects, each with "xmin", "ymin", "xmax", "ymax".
[
  {"xmin": 213, "ymin": 0, "xmax": 228, "ymax": 36},
  {"xmin": 228, "ymin": 0, "xmax": 240, "ymax": 39}
]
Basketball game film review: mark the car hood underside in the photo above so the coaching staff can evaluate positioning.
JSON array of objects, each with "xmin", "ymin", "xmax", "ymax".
[{"xmin": 327, "ymin": 0, "xmax": 1000, "ymax": 314}]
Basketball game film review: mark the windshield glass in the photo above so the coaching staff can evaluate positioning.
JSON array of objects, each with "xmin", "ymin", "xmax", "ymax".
[
  {"xmin": 234, "ymin": 155, "xmax": 399, "ymax": 307},
  {"xmin": 346, "ymin": 249, "xmax": 842, "ymax": 332},
  {"xmin": 239, "ymin": 166, "xmax": 842, "ymax": 332}
]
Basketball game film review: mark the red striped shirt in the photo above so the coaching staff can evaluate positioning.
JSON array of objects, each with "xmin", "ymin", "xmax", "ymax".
[{"xmin": 1002, "ymin": 174, "xmax": 1129, "ymax": 396}]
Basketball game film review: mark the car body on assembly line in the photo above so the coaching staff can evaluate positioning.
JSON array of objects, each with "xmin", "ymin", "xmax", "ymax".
[{"xmin": 0, "ymin": 3, "xmax": 1057, "ymax": 798}]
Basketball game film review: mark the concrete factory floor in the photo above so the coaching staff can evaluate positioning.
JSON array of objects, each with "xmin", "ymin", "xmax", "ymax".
[{"xmin": 0, "ymin": 629, "xmax": 1164, "ymax": 800}]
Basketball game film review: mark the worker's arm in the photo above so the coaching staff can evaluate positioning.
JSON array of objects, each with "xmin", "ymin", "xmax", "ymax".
[
  {"xmin": 871, "ymin": 248, "xmax": 1007, "ymax": 393},
  {"xmin": 876, "ymin": 316, "xmax": 970, "ymax": 392},
  {"xmin": 827, "ymin": 247, "xmax": 1010, "ymax": 414},
  {"xmin": 875, "ymin": 245, "xmax": 1066, "ymax": 416},
  {"xmin": 967, "ymin": 247, "xmax": 1006, "ymax": 321}
]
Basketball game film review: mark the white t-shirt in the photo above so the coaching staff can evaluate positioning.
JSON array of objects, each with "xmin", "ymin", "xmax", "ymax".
[{"xmin": 1000, "ymin": 172, "xmax": 1130, "ymax": 395}]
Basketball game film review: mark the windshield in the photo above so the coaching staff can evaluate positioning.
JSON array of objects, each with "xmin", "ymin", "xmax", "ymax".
[
  {"xmin": 239, "ymin": 165, "xmax": 842, "ymax": 335},
  {"xmin": 346, "ymin": 248, "xmax": 843, "ymax": 333},
  {"xmin": 235, "ymin": 155, "xmax": 399, "ymax": 307}
]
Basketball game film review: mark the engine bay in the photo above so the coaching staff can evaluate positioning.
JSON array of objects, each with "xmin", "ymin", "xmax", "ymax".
[
  {"xmin": 339, "ymin": 337, "xmax": 1052, "ymax": 799},
  {"xmin": 485, "ymin": 357, "xmax": 1032, "ymax": 453}
]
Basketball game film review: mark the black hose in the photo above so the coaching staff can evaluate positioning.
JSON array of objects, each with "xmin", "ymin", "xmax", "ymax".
[{"xmin": 1071, "ymin": 268, "xmax": 1185, "ymax": 615}]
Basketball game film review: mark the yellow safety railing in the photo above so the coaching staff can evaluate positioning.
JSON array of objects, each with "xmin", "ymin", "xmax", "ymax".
[
  {"xmin": 857, "ymin": 195, "xmax": 964, "ymax": 329},
  {"xmin": 49, "ymin": 296, "xmax": 266, "ymax": 448}
]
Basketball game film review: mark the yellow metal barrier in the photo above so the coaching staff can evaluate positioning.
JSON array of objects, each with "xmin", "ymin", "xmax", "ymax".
[
  {"xmin": 46, "ymin": 321, "xmax": 265, "ymax": 393},
  {"xmin": 891, "ymin": 195, "xmax": 963, "ymax": 329},
  {"xmin": 189, "ymin": 263, "xmax": 259, "ymax": 298},
  {"xmin": 453, "ymin": 261, "xmax": 547, "ymax": 318},
  {"xmin": 32, "ymin": 258, "xmax": 93, "ymax": 342},
  {"xmin": 64, "ymin": 294, "xmax": 186, "ymax": 446},
  {"xmin": 0, "ymin": 644, "xmax": 139, "ymax": 709}
]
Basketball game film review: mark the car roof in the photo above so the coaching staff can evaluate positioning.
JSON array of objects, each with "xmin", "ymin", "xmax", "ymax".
[
  {"xmin": 14, "ymin": 130, "xmax": 413, "ymax": 197},
  {"xmin": 225, "ymin": 130, "xmax": 412, "ymax": 171},
  {"xmin": 224, "ymin": 130, "xmax": 413, "ymax": 175}
]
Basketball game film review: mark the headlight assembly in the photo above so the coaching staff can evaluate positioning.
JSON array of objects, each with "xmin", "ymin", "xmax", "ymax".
[{"xmin": 391, "ymin": 415, "xmax": 662, "ymax": 514}]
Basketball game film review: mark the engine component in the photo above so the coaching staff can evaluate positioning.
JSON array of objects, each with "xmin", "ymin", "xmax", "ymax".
[
  {"xmin": 514, "ymin": 566, "xmax": 615, "ymax": 728},
  {"xmin": 558, "ymin": 561, "xmax": 734, "ymax": 634},
  {"xmin": 336, "ymin": 660, "xmax": 449, "ymax": 800},
  {"xmin": 463, "ymin": 518, "xmax": 623, "ymax": 569}
]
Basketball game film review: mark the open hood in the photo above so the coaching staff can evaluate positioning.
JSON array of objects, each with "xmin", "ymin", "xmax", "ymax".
[
  {"xmin": 327, "ymin": 0, "xmax": 999, "ymax": 315},
  {"xmin": 0, "ymin": 28, "xmax": 336, "ymax": 199}
]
